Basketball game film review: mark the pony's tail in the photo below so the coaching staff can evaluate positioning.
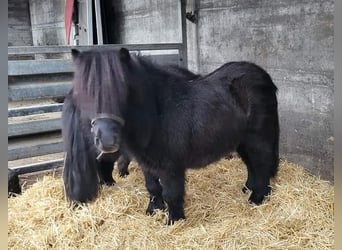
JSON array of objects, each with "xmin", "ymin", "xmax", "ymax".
[{"xmin": 62, "ymin": 92, "xmax": 100, "ymax": 203}]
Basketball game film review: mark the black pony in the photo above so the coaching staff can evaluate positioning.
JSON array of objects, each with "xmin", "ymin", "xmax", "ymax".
[
  {"xmin": 62, "ymin": 56, "xmax": 200, "ymax": 204},
  {"xmin": 67, "ymin": 48, "xmax": 279, "ymax": 224}
]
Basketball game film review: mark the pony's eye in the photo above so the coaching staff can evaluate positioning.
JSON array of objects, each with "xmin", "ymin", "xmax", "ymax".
[{"xmin": 91, "ymin": 119, "xmax": 96, "ymax": 126}]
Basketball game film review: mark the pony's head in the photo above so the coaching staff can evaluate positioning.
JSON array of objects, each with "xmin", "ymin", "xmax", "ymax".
[{"xmin": 71, "ymin": 48, "xmax": 132, "ymax": 154}]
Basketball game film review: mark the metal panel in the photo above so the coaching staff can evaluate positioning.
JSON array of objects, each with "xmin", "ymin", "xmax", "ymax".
[
  {"xmin": 8, "ymin": 136, "xmax": 63, "ymax": 161},
  {"xmin": 94, "ymin": 0, "xmax": 103, "ymax": 45},
  {"xmin": 8, "ymin": 112, "xmax": 62, "ymax": 137},
  {"xmin": 8, "ymin": 44, "xmax": 184, "ymax": 55},
  {"xmin": 8, "ymin": 82, "xmax": 72, "ymax": 101},
  {"xmin": 8, "ymin": 59, "xmax": 73, "ymax": 76},
  {"xmin": 8, "ymin": 103, "xmax": 63, "ymax": 117},
  {"xmin": 10, "ymin": 159, "xmax": 64, "ymax": 175},
  {"xmin": 143, "ymin": 54, "xmax": 180, "ymax": 66},
  {"xmin": 86, "ymin": 0, "xmax": 93, "ymax": 44},
  {"xmin": 179, "ymin": 0, "xmax": 188, "ymax": 68}
]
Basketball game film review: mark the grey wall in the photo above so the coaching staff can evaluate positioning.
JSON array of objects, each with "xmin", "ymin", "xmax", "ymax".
[
  {"xmin": 8, "ymin": 0, "xmax": 33, "ymax": 46},
  {"xmin": 110, "ymin": 0, "xmax": 182, "ymax": 44},
  {"xmin": 192, "ymin": 0, "xmax": 334, "ymax": 181},
  {"xmin": 29, "ymin": 0, "xmax": 66, "ymax": 46},
  {"xmin": 109, "ymin": 0, "xmax": 334, "ymax": 181}
]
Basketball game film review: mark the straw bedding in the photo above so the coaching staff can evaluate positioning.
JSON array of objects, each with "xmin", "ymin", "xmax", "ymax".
[{"xmin": 8, "ymin": 158, "xmax": 334, "ymax": 249}]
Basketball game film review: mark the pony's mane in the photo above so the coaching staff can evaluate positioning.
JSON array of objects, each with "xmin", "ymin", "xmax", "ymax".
[
  {"xmin": 71, "ymin": 48, "xmax": 199, "ymax": 117},
  {"xmin": 72, "ymin": 48, "xmax": 129, "ymax": 115}
]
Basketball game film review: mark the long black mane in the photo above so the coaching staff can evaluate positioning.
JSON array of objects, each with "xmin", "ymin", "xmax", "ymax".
[
  {"xmin": 72, "ymin": 49, "xmax": 129, "ymax": 116},
  {"xmin": 71, "ymin": 48, "xmax": 199, "ymax": 117}
]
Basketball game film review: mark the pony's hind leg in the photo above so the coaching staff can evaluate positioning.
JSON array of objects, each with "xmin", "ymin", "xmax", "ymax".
[
  {"xmin": 142, "ymin": 170, "xmax": 166, "ymax": 215},
  {"xmin": 237, "ymin": 145, "xmax": 255, "ymax": 194},
  {"xmin": 237, "ymin": 136, "xmax": 278, "ymax": 205},
  {"xmin": 159, "ymin": 169, "xmax": 186, "ymax": 225}
]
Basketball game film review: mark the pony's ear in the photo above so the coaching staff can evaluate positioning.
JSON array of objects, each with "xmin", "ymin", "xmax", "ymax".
[
  {"xmin": 119, "ymin": 48, "xmax": 130, "ymax": 62},
  {"xmin": 71, "ymin": 49, "xmax": 80, "ymax": 60}
]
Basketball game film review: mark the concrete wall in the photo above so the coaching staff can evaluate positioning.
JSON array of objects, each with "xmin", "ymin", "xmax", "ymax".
[
  {"xmin": 29, "ymin": 0, "xmax": 66, "ymax": 46},
  {"xmin": 192, "ymin": 0, "xmax": 334, "ymax": 181},
  {"xmin": 108, "ymin": 0, "xmax": 334, "ymax": 181},
  {"xmin": 109, "ymin": 0, "xmax": 182, "ymax": 44},
  {"xmin": 8, "ymin": 0, "xmax": 33, "ymax": 46},
  {"xmin": 8, "ymin": 0, "xmax": 66, "ymax": 47}
]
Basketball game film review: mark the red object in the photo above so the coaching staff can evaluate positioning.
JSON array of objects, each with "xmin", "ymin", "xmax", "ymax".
[{"xmin": 65, "ymin": 0, "xmax": 75, "ymax": 45}]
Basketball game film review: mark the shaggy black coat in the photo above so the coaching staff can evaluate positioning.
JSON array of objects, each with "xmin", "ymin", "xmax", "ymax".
[{"xmin": 67, "ymin": 48, "xmax": 279, "ymax": 224}]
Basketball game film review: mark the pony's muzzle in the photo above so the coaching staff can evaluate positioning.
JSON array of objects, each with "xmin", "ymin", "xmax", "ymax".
[
  {"xmin": 91, "ymin": 114, "xmax": 124, "ymax": 154},
  {"xmin": 94, "ymin": 135, "xmax": 120, "ymax": 153}
]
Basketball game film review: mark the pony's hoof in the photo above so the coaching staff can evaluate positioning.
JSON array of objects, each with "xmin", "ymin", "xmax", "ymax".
[
  {"xmin": 119, "ymin": 171, "xmax": 129, "ymax": 178},
  {"xmin": 146, "ymin": 196, "xmax": 166, "ymax": 215},
  {"xmin": 100, "ymin": 179, "xmax": 116, "ymax": 186},
  {"xmin": 248, "ymin": 187, "xmax": 271, "ymax": 205},
  {"xmin": 242, "ymin": 186, "xmax": 251, "ymax": 194},
  {"xmin": 166, "ymin": 215, "xmax": 185, "ymax": 225}
]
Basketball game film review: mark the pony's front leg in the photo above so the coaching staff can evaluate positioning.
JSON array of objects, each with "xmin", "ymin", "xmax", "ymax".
[
  {"xmin": 142, "ymin": 170, "xmax": 166, "ymax": 215},
  {"xmin": 98, "ymin": 160, "xmax": 116, "ymax": 185},
  {"xmin": 160, "ymin": 169, "xmax": 186, "ymax": 225},
  {"xmin": 117, "ymin": 153, "xmax": 131, "ymax": 177},
  {"xmin": 97, "ymin": 152, "xmax": 119, "ymax": 185}
]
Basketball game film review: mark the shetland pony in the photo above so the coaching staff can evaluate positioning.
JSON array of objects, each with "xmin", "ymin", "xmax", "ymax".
[{"xmin": 67, "ymin": 48, "xmax": 279, "ymax": 224}]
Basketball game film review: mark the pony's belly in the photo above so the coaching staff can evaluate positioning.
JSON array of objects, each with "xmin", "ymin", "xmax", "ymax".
[{"xmin": 185, "ymin": 141, "xmax": 238, "ymax": 169}]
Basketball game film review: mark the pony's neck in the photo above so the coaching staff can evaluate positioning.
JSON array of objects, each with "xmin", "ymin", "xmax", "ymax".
[{"xmin": 137, "ymin": 57, "xmax": 184, "ymax": 88}]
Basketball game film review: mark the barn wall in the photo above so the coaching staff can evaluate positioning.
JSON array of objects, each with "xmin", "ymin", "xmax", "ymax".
[
  {"xmin": 193, "ymin": 0, "xmax": 334, "ymax": 181},
  {"xmin": 108, "ymin": 0, "xmax": 182, "ymax": 44},
  {"xmin": 8, "ymin": 0, "xmax": 33, "ymax": 46},
  {"xmin": 29, "ymin": 0, "xmax": 66, "ymax": 46},
  {"xmin": 109, "ymin": 0, "xmax": 334, "ymax": 181}
]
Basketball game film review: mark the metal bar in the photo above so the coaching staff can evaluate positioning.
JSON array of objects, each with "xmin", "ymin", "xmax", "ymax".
[
  {"xmin": 8, "ymin": 104, "xmax": 63, "ymax": 117},
  {"xmin": 8, "ymin": 43, "xmax": 184, "ymax": 55},
  {"xmin": 143, "ymin": 54, "xmax": 180, "ymax": 66},
  {"xmin": 8, "ymin": 82, "xmax": 72, "ymax": 101},
  {"xmin": 10, "ymin": 159, "xmax": 64, "ymax": 175},
  {"xmin": 94, "ymin": 0, "xmax": 103, "ymax": 45},
  {"xmin": 179, "ymin": 0, "xmax": 188, "ymax": 68},
  {"xmin": 8, "ymin": 59, "xmax": 73, "ymax": 76},
  {"xmin": 86, "ymin": 0, "xmax": 93, "ymax": 45},
  {"xmin": 8, "ymin": 138, "xmax": 63, "ymax": 161},
  {"xmin": 8, "ymin": 115, "xmax": 62, "ymax": 137}
]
